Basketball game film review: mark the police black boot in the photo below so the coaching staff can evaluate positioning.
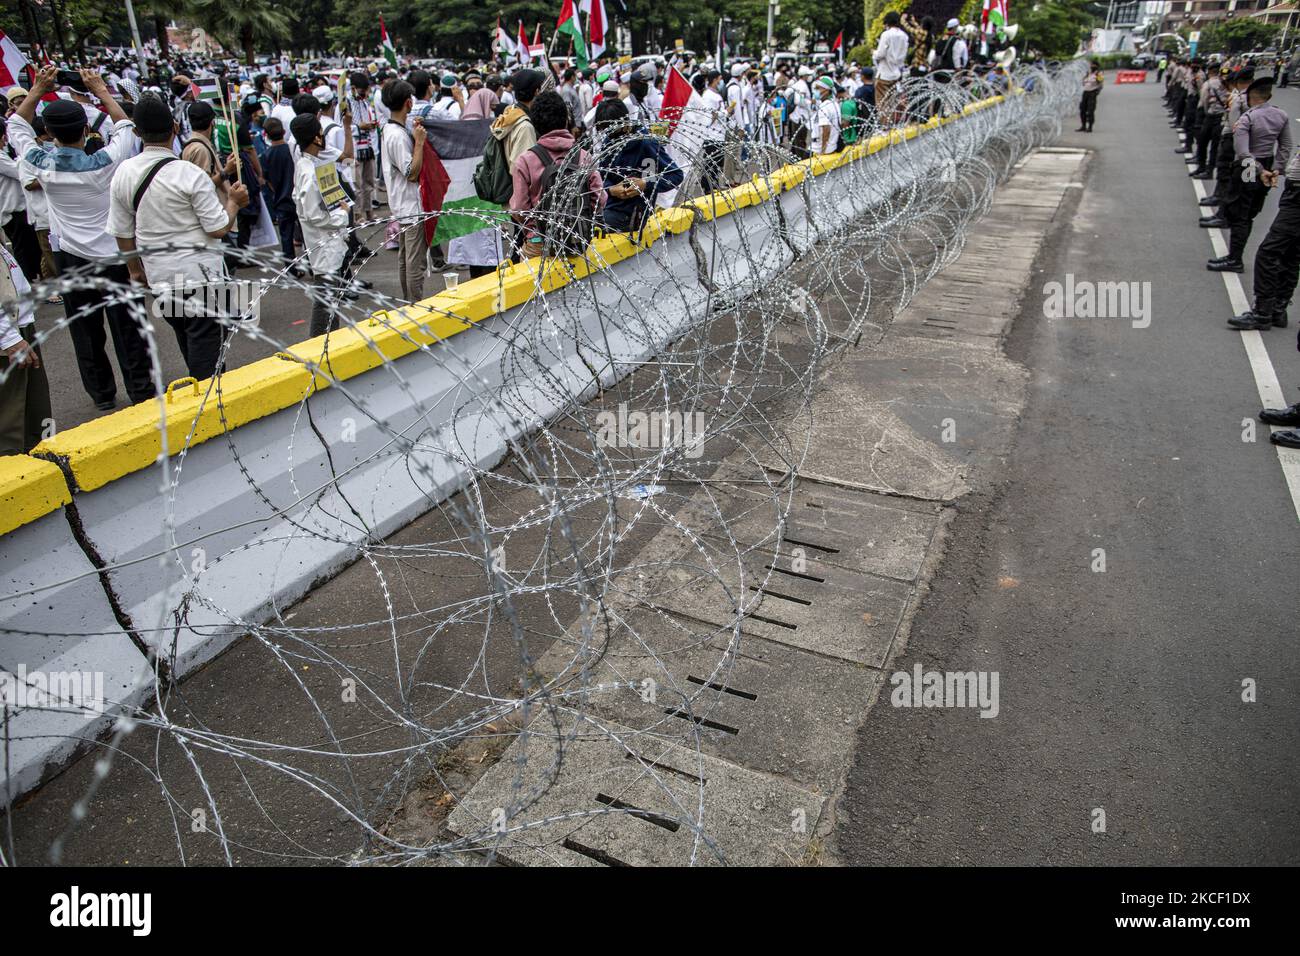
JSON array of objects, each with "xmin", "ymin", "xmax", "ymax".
[
  {"xmin": 1260, "ymin": 404, "xmax": 1300, "ymax": 426},
  {"xmin": 1191, "ymin": 169, "xmax": 1213, "ymax": 179},
  {"xmin": 1199, "ymin": 215, "xmax": 1229, "ymax": 228},
  {"xmin": 1273, "ymin": 309, "xmax": 1288, "ymax": 328},
  {"xmin": 1228, "ymin": 310, "xmax": 1275, "ymax": 330},
  {"xmin": 1199, "ymin": 196, "xmax": 1221, "ymax": 206},
  {"xmin": 1207, "ymin": 257, "xmax": 1244, "ymax": 273},
  {"xmin": 1268, "ymin": 428, "xmax": 1300, "ymax": 449}
]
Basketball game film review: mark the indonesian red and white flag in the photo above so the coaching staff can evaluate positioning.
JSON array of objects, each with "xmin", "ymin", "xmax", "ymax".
[
  {"xmin": 658, "ymin": 65, "xmax": 693, "ymax": 137},
  {"xmin": 580, "ymin": 0, "xmax": 608, "ymax": 60},
  {"xmin": 518, "ymin": 21, "xmax": 532, "ymax": 63},
  {"xmin": 0, "ymin": 30, "xmax": 31, "ymax": 89}
]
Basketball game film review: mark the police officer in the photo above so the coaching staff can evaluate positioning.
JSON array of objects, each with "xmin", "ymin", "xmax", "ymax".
[
  {"xmin": 1190, "ymin": 65, "xmax": 1228, "ymax": 178},
  {"xmin": 1200, "ymin": 68, "xmax": 1253, "ymax": 214},
  {"xmin": 1207, "ymin": 77, "xmax": 1290, "ymax": 273},
  {"xmin": 1228, "ymin": 144, "xmax": 1300, "ymax": 333}
]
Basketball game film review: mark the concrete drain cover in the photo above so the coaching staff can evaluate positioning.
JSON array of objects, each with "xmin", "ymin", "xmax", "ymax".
[
  {"xmin": 447, "ymin": 712, "xmax": 824, "ymax": 866},
  {"xmin": 535, "ymin": 608, "xmax": 880, "ymax": 791}
]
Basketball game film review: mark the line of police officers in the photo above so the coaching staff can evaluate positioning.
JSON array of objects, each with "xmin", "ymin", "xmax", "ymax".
[{"xmin": 1165, "ymin": 59, "xmax": 1300, "ymax": 448}]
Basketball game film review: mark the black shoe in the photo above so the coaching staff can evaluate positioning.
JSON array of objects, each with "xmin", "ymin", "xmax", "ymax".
[
  {"xmin": 1199, "ymin": 196, "xmax": 1221, "ymax": 206},
  {"xmin": 1228, "ymin": 310, "xmax": 1275, "ymax": 330},
  {"xmin": 1207, "ymin": 258, "xmax": 1244, "ymax": 272},
  {"xmin": 1260, "ymin": 404, "xmax": 1300, "ymax": 426},
  {"xmin": 1274, "ymin": 312, "xmax": 1289, "ymax": 328},
  {"xmin": 1173, "ymin": 146, "xmax": 1190, "ymax": 154},
  {"xmin": 1075, "ymin": 126, "xmax": 1087, "ymax": 132},
  {"xmin": 1191, "ymin": 170, "xmax": 1213, "ymax": 179},
  {"xmin": 1268, "ymin": 428, "xmax": 1300, "ymax": 449},
  {"xmin": 1199, "ymin": 216, "xmax": 1229, "ymax": 228},
  {"xmin": 94, "ymin": 398, "xmax": 116, "ymax": 411}
]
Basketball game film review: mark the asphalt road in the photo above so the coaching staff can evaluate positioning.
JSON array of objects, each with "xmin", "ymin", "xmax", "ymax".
[{"xmin": 836, "ymin": 76, "xmax": 1300, "ymax": 864}]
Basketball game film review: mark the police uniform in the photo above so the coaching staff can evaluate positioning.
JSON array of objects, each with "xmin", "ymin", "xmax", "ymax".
[
  {"xmin": 1229, "ymin": 148, "xmax": 1300, "ymax": 331},
  {"xmin": 1209, "ymin": 78, "xmax": 1292, "ymax": 271},
  {"xmin": 1202, "ymin": 69, "xmax": 1252, "ymax": 211}
]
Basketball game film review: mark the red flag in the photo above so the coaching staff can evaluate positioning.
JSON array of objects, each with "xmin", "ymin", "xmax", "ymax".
[
  {"xmin": 832, "ymin": 31, "xmax": 843, "ymax": 52},
  {"xmin": 518, "ymin": 20, "xmax": 531, "ymax": 62},
  {"xmin": 658, "ymin": 66, "xmax": 692, "ymax": 136},
  {"xmin": 418, "ymin": 141, "xmax": 450, "ymax": 246}
]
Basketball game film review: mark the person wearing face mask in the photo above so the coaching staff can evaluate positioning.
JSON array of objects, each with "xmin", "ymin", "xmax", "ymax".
[
  {"xmin": 811, "ymin": 76, "xmax": 841, "ymax": 156},
  {"xmin": 625, "ymin": 64, "xmax": 658, "ymax": 126},
  {"xmin": 289, "ymin": 112, "xmax": 354, "ymax": 336},
  {"xmin": 170, "ymin": 74, "xmax": 196, "ymax": 140}
]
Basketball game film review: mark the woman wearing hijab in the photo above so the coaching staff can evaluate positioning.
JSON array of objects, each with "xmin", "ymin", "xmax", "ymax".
[{"xmin": 447, "ymin": 84, "xmax": 504, "ymax": 278}]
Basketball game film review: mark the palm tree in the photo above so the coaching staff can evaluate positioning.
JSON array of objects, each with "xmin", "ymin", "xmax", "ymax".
[{"xmin": 189, "ymin": 0, "xmax": 292, "ymax": 65}]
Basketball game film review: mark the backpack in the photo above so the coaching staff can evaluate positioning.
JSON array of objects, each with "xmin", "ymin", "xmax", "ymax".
[
  {"xmin": 529, "ymin": 142, "xmax": 596, "ymax": 258},
  {"xmin": 473, "ymin": 131, "xmax": 516, "ymax": 205},
  {"xmin": 84, "ymin": 111, "xmax": 109, "ymax": 155}
]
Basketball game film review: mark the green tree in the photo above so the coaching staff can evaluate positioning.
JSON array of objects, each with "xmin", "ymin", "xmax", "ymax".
[
  {"xmin": 189, "ymin": 0, "xmax": 291, "ymax": 64},
  {"xmin": 1198, "ymin": 18, "xmax": 1280, "ymax": 55},
  {"xmin": 1016, "ymin": 0, "xmax": 1100, "ymax": 60}
]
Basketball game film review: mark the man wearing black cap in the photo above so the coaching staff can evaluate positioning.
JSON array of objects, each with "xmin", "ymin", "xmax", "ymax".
[
  {"xmin": 1207, "ymin": 76, "xmax": 1292, "ymax": 273},
  {"xmin": 107, "ymin": 93, "xmax": 249, "ymax": 381},
  {"xmin": 10, "ymin": 65, "xmax": 154, "ymax": 411}
]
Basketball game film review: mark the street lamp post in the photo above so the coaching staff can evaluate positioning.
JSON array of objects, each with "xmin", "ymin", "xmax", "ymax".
[{"xmin": 122, "ymin": 0, "xmax": 150, "ymax": 77}]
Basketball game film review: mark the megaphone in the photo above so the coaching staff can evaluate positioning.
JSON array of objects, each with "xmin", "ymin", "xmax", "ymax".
[
  {"xmin": 994, "ymin": 45, "xmax": 1018, "ymax": 69},
  {"xmin": 1004, "ymin": 23, "xmax": 1020, "ymax": 42}
]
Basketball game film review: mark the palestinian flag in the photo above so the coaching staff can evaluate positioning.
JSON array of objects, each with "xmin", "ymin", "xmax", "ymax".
[
  {"xmin": 416, "ymin": 117, "xmax": 506, "ymax": 246},
  {"xmin": 381, "ymin": 15, "xmax": 398, "ymax": 67},
  {"xmin": 556, "ymin": 0, "xmax": 588, "ymax": 70},
  {"xmin": 496, "ymin": 17, "xmax": 517, "ymax": 59},
  {"xmin": 981, "ymin": 0, "xmax": 1008, "ymax": 38},
  {"xmin": 192, "ymin": 75, "xmax": 222, "ymax": 101},
  {"xmin": 0, "ymin": 30, "xmax": 30, "ymax": 89}
]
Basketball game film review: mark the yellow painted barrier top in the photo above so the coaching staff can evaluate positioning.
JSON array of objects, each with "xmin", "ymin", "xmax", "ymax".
[
  {"xmin": 0, "ymin": 455, "xmax": 71, "ymax": 536},
  {"xmin": 6, "ymin": 96, "xmax": 1006, "ymax": 534}
]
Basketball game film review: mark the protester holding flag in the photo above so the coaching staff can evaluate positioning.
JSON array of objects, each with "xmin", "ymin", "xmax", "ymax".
[{"xmin": 380, "ymin": 79, "xmax": 428, "ymax": 302}]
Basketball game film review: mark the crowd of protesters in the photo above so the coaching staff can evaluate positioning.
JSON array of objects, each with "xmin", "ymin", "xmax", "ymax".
[{"xmin": 0, "ymin": 15, "xmax": 1029, "ymax": 454}]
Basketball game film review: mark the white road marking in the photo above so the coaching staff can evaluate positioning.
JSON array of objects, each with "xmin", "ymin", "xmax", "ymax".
[{"xmin": 1189, "ymin": 167, "xmax": 1300, "ymax": 522}]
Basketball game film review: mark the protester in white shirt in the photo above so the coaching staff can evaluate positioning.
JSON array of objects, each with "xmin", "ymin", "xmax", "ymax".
[
  {"xmin": 11, "ymin": 65, "xmax": 154, "ymax": 409},
  {"xmin": 347, "ymin": 72, "xmax": 379, "ymax": 223},
  {"xmin": 380, "ymin": 79, "xmax": 428, "ymax": 302},
  {"xmin": 0, "ymin": 243, "xmax": 51, "ymax": 454},
  {"xmin": 812, "ymin": 76, "xmax": 842, "ymax": 155},
  {"xmin": 874, "ymin": 11, "xmax": 910, "ymax": 124},
  {"xmin": 107, "ymin": 93, "xmax": 249, "ymax": 381},
  {"xmin": 290, "ymin": 113, "xmax": 354, "ymax": 336}
]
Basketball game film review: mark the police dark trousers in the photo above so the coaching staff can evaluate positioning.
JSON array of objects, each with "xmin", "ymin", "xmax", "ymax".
[
  {"xmin": 1252, "ymin": 180, "xmax": 1300, "ymax": 315},
  {"xmin": 1225, "ymin": 156, "xmax": 1273, "ymax": 261},
  {"xmin": 1080, "ymin": 89, "xmax": 1099, "ymax": 129},
  {"xmin": 1195, "ymin": 113, "xmax": 1222, "ymax": 170},
  {"xmin": 54, "ymin": 251, "xmax": 156, "ymax": 405},
  {"xmin": 277, "ymin": 207, "xmax": 299, "ymax": 263},
  {"xmin": 1212, "ymin": 128, "xmax": 1237, "ymax": 201},
  {"xmin": 0, "ymin": 324, "xmax": 52, "ymax": 455}
]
